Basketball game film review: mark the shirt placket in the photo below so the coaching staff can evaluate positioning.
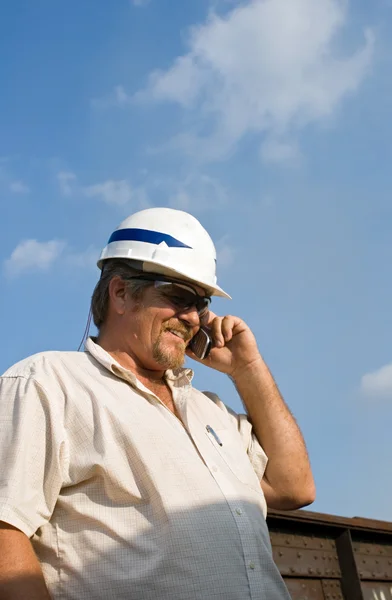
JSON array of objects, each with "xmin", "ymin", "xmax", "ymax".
[{"xmin": 175, "ymin": 386, "xmax": 263, "ymax": 600}]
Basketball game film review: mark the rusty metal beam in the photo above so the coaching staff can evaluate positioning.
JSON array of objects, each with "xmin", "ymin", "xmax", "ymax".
[
  {"xmin": 267, "ymin": 509, "xmax": 392, "ymax": 600},
  {"xmin": 331, "ymin": 529, "xmax": 363, "ymax": 600},
  {"xmin": 267, "ymin": 509, "xmax": 392, "ymax": 536}
]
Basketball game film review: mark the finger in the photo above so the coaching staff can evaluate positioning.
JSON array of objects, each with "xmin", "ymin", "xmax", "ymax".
[
  {"xmin": 203, "ymin": 310, "xmax": 217, "ymax": 327},
  {"xmin": 210, "ymin": 316, "xmax": 225, "ymax": 347},
  {"xmin": 221, "ymin": 315, "xmax": 235, "ymax": 342}
]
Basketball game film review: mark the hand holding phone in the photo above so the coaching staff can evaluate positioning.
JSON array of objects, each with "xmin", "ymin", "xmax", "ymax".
[{"xmin": 189, "ymin": 312, "xmax": 260, "ymax": 376}]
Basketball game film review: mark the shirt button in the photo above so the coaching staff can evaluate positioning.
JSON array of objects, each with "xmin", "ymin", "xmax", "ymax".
[
  {"xmin": 249, "ymin": 562, "xmax": 256, "ymax": 570},
  {"xmin": 235, "ymin": 508, "xmax": 243, "ymax": 515},
  {"xmin": 212, "ymin": 466, "xmax": 218, "ymax": 473}
]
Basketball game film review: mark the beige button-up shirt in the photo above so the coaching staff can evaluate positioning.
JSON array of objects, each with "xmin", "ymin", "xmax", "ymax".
[{"xmin": 0, "ymin": 338, "xmax": 290, "ymax": 599}]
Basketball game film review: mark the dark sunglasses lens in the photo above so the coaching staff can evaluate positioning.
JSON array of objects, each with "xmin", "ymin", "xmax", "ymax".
[
  {"xmin": 160, "ymin": 283, "xmax": 210, "ymax": 316},
  {"xmin": 160, "ymin": 285, "xmax": 193, "ymax": 307}
]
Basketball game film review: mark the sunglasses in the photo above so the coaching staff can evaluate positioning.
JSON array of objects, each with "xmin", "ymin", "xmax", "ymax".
[{"xmin": 128, "ymin": 275, "xmax": 211, "ymax": 318}]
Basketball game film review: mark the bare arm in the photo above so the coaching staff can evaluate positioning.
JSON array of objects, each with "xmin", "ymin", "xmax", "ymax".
[
  {"xmin": 0, "ymin": 522, "xmax": 51, "ymax": 600},
  {"xmin": 231, "ymin": 357, "xmax": 316, "ymax": 510},
  {"xmin": 190, "ymin": 312, "xmax": 316, "ymax": 511}
]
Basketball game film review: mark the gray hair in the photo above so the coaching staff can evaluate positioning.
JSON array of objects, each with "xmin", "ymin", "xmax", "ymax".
[{"xmin": 91, "ymin": 259, "xmax": 151, "ymax": 329}]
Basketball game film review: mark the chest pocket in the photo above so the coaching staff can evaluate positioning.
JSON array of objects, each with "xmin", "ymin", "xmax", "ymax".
[{"xmin": 204, "ymin": 427, "xmax": 262, "ymax": 494}]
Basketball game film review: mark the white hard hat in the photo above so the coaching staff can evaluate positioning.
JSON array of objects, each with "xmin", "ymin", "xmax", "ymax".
[{"xmin": 98, "ymin": 207, "xmax": 231, "ymax": 299}]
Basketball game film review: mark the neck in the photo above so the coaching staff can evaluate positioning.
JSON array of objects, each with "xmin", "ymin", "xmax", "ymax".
[{"xmin": 96, "ymin": 332, "xmax": 166, "ymax": 382}]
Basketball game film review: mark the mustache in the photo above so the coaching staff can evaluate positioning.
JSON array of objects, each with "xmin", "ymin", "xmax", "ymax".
[{"xmin": 162, "ymin": 321, "xmax": 193, "ymax": 342}]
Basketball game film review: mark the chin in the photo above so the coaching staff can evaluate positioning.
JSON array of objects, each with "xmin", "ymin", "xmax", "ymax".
[
  {"xmin": 152, "ymin": 344, "xmax": 185, "ymax": 370},
  {"xmin": 161, "ymin": 355, "xmax": 185, "ymax": 370}
]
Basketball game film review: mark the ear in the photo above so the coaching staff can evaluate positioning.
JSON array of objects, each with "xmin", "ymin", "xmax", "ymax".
[{"xmin": 108, "ymin": 276, "xmax": 129, "ymax": 316}]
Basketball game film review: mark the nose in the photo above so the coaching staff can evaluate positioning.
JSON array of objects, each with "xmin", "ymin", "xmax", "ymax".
[{"xmin": 176, "ymin": 305, "xmax": 200, "ymax": 328}]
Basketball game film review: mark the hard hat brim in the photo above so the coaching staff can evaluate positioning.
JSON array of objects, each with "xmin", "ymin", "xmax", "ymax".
[{"xmin": 97, "ymin": 256, "xmax": 231, "ymax": 299}]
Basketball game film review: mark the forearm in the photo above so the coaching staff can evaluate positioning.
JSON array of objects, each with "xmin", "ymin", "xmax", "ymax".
[
  {"xmin": 231, "ymin": 357, "xmax": 315, "ymax": 509},
  {"xmin": 0, "ymin": 523, "xmax": 51, "ymax": 600}
]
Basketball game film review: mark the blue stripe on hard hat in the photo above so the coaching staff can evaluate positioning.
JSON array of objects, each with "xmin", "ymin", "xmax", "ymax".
[{"xmin": 108, "ymin": 228, "xmax": 192, "ymax": 249}]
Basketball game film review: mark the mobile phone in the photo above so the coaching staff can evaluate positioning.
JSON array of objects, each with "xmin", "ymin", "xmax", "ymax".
[{"xmin": 189, "ymin": 327, "xmax": 212, "ymax": 360}]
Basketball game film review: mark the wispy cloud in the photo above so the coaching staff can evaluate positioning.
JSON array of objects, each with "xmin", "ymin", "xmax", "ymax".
[
  {"xmin": 4, "ymin": 239, "xmax": 66, "ymax": 277},
  {"xmin": 260, "ymin": 139, "xmax": 302, "ymax": 165},
  {"xmin": 83, "ymin": 179, "xmax": 133, "ymax": 205},
  {"xmin": 56, "ymin": 170, "xmax": 149, "ymax": 209},
  {"xmin": 163, "ymin": 173, "xmax": 228, "ymax": 211},
  {"xmin": 361, "ymin": 363, "xmax": 392, "ymax": 399},
  {"xmin": 133, "ymin": 0, "xmax": 374, "ymax": 162},
  {"xmin": 114, "ymin": 85, "xmax": 130, "ymax": 106},
  {"xmin": 9, "ymin": 180, "xmax": 30, "ymax": 194},
  {"xmin": 65, "ymin": 246, "xmax": 99, "ymax": 270},
  {"xmin": 58, "ymin": 171, "xmax": 77, "ymax": 196},
  {"xmin": 0, "ymin": 160, "xmax": 30, "ymax": 193},
  {"xmin": 91, "ymin": 85, "xmax": 131, "ymax": 109}
]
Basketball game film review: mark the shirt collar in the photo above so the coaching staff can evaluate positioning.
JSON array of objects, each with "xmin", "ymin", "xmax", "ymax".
[{"xmin": 84, "ymin": 337, "xmax": 194, "ymax": 386}]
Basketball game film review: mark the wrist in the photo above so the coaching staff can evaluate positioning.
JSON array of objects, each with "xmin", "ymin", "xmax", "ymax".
[{"xmin": 230, "ymin": 354, "xmax": 265, "ymax": 383}]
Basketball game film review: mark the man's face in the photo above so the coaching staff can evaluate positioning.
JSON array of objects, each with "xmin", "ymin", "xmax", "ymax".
[{"xmin": 123, "ymin": 281, "xmax": 208, "ymax": 371}]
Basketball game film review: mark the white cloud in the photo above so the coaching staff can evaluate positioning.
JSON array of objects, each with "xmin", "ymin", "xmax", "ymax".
[
  {"xmin": 91, "ymin": 85, "xmax": 132, "ymax": 109},
  {"xmin": 114, "ymin": 85, "xmax": 130, "ymax": 106},
  {"xmin": 168, "ymin": 173, "xmax": 228, "ymax": 211},
  {"xmin": 9, "ymin": 181, "xmax": 30, "ymax": 194},
  {"xmin": 56, "ymin": 170, "xmax": 148, "ymax": 209},
  {"xmin": 58, "ymin": 171, "xmax": 77, "ymax": 196},
  {"xmin": 170, "ymin": 189, "xmax": 192, "ymax": 211},
  {"xmin": 131, "ymin": 185, "xmax": 151, "ymax": 209},
  {"xmin": 79, "ymin": 171, "xmax": 222, "ymax": 213},
  {"xmin": 260, "ymin": 139, "xmax": 302, "ymax": 165},
  {"xmin": 137, "ymin": 0, "xmax": 374, "ymax": 162},
  {"xmin": 0, "ymin": 162, "xmax": 30, "ymax": 194},
  {"xmin": 65, "ymin": 246, "xmax": 99, "ymax": 270},
  {"xmin": 361, "ymin": 363, "xmax": 392, "ymax": 399},
  {"xmin": 4, "ymin": 239, "xmax": 66, "ymax": 277},
  {"xmin": 83, "ymin": 179, "xmax": 133, "ymax": 205}
]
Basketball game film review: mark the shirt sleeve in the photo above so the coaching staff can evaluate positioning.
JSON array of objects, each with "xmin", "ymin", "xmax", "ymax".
[
  {"xmin": 0, "ymin": 375, "xmax": 68, "ymax": 537},
  {"xmin": 202, "ymin": 391, "xmax": 268, "ymax": 482}
]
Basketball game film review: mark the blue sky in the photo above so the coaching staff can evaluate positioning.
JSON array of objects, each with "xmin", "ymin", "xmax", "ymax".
[{"xmin": 1, "ymin": 0, "xmax": 392, "ymax": 522}]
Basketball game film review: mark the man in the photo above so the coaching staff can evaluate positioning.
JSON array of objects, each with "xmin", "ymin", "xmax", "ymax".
[{"xmin": 0, "ymin": 207, "xmax": 315, "ymax": 599}]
